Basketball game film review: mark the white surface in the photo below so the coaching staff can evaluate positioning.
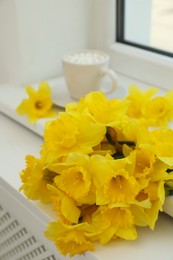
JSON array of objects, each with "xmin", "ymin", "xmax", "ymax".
[{"xmin": 0, "ymin": 112, "xmax": 173, "ymax": 259}]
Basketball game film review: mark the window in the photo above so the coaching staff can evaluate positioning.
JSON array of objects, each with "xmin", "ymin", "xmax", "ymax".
[
  {"xmin": 95, "ymin": 0, "xmax": 173, "ymax": 91},
  {"xmin": 117, "ymin": 0, "xmax": 173, "ymax": 57}
]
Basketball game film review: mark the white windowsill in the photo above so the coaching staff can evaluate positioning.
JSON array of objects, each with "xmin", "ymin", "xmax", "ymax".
[{"xmin": 108, "ymin": 42, "xmax": 173, "ymax": 91}]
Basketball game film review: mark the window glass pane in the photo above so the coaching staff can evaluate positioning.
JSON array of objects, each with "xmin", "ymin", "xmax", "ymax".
[{"xmin": 123, "ymin": 0, "xmax": 173, "ymax": 54}]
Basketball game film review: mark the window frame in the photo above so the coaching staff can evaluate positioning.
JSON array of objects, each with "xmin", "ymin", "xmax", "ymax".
[
  {"xmin": 116, "ymin": 0, "xmax": 173, "ymax": 58},
  {"xmin": 95, "ymin": 0, "xmax": 173, "ymax": 91}
]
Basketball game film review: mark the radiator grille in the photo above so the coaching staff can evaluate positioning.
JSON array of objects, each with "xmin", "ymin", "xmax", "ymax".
[{"xmin": 0, "ymin": 204, "xmax": 58, "ymax": 260}]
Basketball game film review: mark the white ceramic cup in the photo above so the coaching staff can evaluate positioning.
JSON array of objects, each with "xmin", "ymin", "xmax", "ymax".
[{"xmin": 62, "ymin": 50, "xmax": 118, "ymax": 99}]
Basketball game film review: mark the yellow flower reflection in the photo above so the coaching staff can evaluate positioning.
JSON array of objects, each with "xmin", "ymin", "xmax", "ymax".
[{"xmin": 16, "ymin": 82, "xmax": 56, "ymax": 123}]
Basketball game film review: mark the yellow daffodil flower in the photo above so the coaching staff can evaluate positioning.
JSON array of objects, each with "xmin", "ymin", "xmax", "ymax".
[
  {"xmin": 43, "ymin": 113, "xmax": 106, "ymax": 161},
  {"xmin": 20, "ymin": 154, "xmax": 57, "ymax": 203},
  {"xmin": 90, "ymin": 154, "xmax": 140, "ymax": 207},
  {"xmin": 142, "ymin": 93, "xmax": 173, "ymax": 126},
  {"xmin": 47, "ymin": 185, "xmax": 81, "ymax": 224},
  {"xmin": 126, "ymin": 85, "xmax": 158, "ymax": 118},
  {"xmin": 149, "ymin": 129, "xmax": 173, "ymax": 166},
  {"xmin": 134, "ymin": 149, "xmax": 156, "ymax": 180},
  {"xmin": 16, "ymin": 82, "xmax": 56, "ymax": 123},
  {"xmin": 45, "ymin": 222, "xmax": 94, "ymax": 256},
  {"xmin": 87, "ymin": 206, "xmax": 137, "ymax": 244},
  {"xmin": 131, "ymin": 181, "xmax": 166, "ymax": 230},
  {"xmin": 81, "ymin": 91, "xmax": 128, "ymax": 125},
  {"xmin": 49, "ymin": 153, "xmax": 96, "ymax": 205},
  {"xmin": 120, "ymin": 118, "xmax": 150, "ymax": 146},
  {"xmin": 55, "ymin": 165, "xmax": 91, "ymax": 201},
  {"xmin": 66, "ymin": 91, "xmax": 128, "ymax": 125}
]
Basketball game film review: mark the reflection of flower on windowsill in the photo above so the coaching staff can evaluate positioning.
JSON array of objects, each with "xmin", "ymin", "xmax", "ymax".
[
  {"xmin": 16, "ymin": 82, "xmax": 56, "ymax": 123},
  {"xmin": 18, "ymin": 86, "xmax": 173, "ymax": 257}
]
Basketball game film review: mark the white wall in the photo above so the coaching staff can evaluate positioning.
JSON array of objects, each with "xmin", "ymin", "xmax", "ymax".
[
  {"xmin": 0, "ymin": 0, "xmax": 20, "ymax": 84},
  {"xmin": 0, "ymin": 0, "xmax": 97, "ymax": 85}
]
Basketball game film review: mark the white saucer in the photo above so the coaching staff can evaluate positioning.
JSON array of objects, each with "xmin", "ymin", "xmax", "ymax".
[{"xmin": 51, "ymin": 77, "xmax": 128, "ymax": 108}]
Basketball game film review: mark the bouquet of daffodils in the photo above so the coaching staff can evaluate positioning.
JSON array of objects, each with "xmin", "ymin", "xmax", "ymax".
[{"xmin": 19, "ymin": 86, "xmax": 173, "ymax": 257}]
